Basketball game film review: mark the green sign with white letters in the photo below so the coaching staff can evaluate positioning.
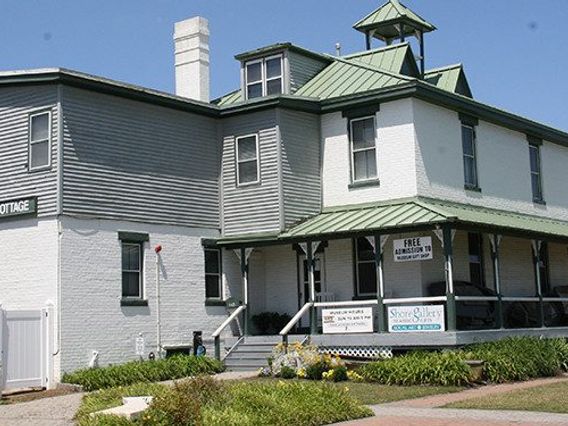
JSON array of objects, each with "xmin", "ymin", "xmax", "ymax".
[{"xmin": 0, "ymin": 197, "xmax": 37, "ymax": 219}]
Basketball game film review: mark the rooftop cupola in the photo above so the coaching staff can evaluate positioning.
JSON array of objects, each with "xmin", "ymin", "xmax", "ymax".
[{"xmin": 353, "ymin": 0, "xmax": 435, "ymax": 75}]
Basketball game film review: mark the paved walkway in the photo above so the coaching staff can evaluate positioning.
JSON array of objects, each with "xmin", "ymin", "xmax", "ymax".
[{"xmin": 339, "ymin": 376, "xmax": 568, "ymax": 426}]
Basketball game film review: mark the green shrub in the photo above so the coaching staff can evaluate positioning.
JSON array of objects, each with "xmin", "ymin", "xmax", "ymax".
[
  {"xmin": 141, "ymin": 376, "xmax": 224, "ymax": 426},
  {"xmin": 359, "ymin": 351, "xmax": 473, "ymax": 386},
  {"xmin": 305, "ymin": 360, "xmax": 328, "ymax": 381},
  {"xmin": 203, "ymin": 380, "xmax": 372, "ymax": 426},
  {"xmin": 76, "ymin": 378, "xmax": 372, "ymax": 426},
  {"xmin": 466, "ymin": 337, "xmax": 568, "ymax": 383},
  {"xmin": 279, "ymin": 366, "xmax": 296, "ymax": 379},
  {"xmin": 63, "ymin": 355, "xmax": 224, "ymax": 391},
  {"xmin": 332, "ymin": 366, "xmax": 348, "ymax": 382}
]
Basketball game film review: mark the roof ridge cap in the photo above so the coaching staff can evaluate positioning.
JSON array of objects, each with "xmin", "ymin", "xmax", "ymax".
[
  {"xmin": 343, "ymin": 42, "xmax": 409, "ymax": 59},
  {"xmin": 335, "ymin": 55, "xmax": 415, "ymax": 81},
  {"xmin": 425, "ymin": 63, "xmax": 463, "ymax": 74}
]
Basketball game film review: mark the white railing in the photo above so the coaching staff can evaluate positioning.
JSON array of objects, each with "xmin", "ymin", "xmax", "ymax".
[
  {"xmin": 384, "ymin": 296, "xmax": 447, "ymax": 304},
  {"xmin": 280, "ymin": 302, "xmax": 312, "ymax": 337},
  {"xmin": 212, "ymin": 305, "xmax": 246, "ymax": 360},
  {"xmin": 313, "ymin": 299, "xmax": 378, "ymax": 308},
  {"xmin": 454, "ymin": 296, "xmax": 499, "ymax": 302}
]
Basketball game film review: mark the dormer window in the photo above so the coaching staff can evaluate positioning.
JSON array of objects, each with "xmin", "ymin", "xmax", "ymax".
[{"xmin": 245, "ymin": 55, "xmax": 283, "ymax": 99}]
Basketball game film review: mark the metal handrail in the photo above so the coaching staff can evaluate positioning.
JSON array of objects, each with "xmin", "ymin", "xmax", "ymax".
[
  {"xmin": 501, "ymin": 297, "xmax": 541, "ymax": 302},
  {"xmin": 280, "ymin": 302, "xmax": 312, "ymax": 338},
  {"xmin": 212, "ymin": 305, "xmax": 246, "ymax": 360},
  {"xmin": 313, "ymin": 300, "xmax": 378, "ymax": 308},
  {"xmin": 384, "ymin": 296, "xmax": 447, "ymax": 304},
  {"xmin": 212, "ymin": 305, "xmax": 246, "ymax": 338},
  {"xmin": 454, "ymin": 296, "xmax": 500, "ymax": 302}
]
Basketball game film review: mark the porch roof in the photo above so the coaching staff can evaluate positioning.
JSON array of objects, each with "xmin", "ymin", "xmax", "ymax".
[{"xmin": 216, "ymin": 198, "xmax": 568, "ymax": 247}]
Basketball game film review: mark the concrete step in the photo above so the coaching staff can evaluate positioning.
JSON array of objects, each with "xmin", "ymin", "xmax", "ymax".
[
  {"xmin": 226, "ymin": 352, "xmax": 270, "ymax": 360},
  {"xmin": 234, "ymin": 345, "xmax": 275, "ymax": 352},
  {"xmin": 224, "ymin": 358, "xmax": 269, "ymax": 368}
]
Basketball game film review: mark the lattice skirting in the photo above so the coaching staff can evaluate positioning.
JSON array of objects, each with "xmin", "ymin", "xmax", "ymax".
[{"xmin": 318, "ymin": 346, "xmax": 393, "ymax": 359}]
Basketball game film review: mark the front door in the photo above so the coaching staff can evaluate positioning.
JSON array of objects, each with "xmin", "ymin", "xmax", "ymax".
[{"xmin": 299, "ymin": 255, "xmax": 324, "ymax": 305}]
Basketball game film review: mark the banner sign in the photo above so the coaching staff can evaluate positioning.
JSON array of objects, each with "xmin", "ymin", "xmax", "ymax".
[
  {"xmin": 322, "ymin": 307, "xmax": 373, "ymax": 334},
  {"xmin": 0, "ymin": 197, "xmax": 37, "ymax": 219},
  {"xmin": 393, "ymin": 237, "xmax": 433, "ymax": 262},
  {"xmin": 388, "ymin": 305, "xmax": 445, "ymax": 332}
]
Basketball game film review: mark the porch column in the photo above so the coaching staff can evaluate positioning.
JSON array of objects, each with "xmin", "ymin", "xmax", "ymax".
[
  {"xmin": 307, "ymin": 241, "xmax": 317, "ymax": 335},
  {"xmin": 374, "ymin": 233, "xmax": 387, "ymax": 333},
  {"xmin": 443, "ymin": 226, "xmax": 457, "ymax": 331},
  {"xmin": 240, "ymin": 247, "xmax": 251, "ymax": 336},
  {"xmin": 490, "ymin": 234, "xmax": 504, "ymax": 329},
  {"xmin": 531, "ymin": 240, "xmax": 546, "ymax": 328}
]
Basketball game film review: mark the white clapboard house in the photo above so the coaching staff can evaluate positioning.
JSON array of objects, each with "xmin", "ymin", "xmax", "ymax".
[{"xmin": 2, "ymin": 0, "xmax": 568, "ymax": 383}]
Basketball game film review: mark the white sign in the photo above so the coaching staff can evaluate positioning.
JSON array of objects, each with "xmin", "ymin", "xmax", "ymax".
[
  {"xmin": 135, "ymin": 336, "xmax": 145, "ymax": 356},
  {"xmin": 388, "ymin": 305, "xmax": 445, "ymax": 333},
  {"xmin": 322, "ymin": 307, "xmax": 373, "ymax": 334},
  {"xmin": 393, "ymin": 237, "xmax": 433, "ymax": 262}
]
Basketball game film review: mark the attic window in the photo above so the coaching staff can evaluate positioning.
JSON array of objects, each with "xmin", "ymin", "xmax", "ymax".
[{"xmin": 245, "ymin": 55, "xmax": 283, "ymax": 99}]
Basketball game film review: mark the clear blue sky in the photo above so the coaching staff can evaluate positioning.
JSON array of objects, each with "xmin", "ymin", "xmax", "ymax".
[{"xmin": 1, "ymin": 0, "xmax": 566, "ymax": 130}]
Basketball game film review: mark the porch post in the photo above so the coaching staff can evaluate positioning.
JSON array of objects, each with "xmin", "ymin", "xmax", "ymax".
[
  {"xmin": 531, "ymin": 240, "xmax": 546, "ymax": 328},
  {"xmin": 374, "ymin": 233, "xmax": 387, "ymax": 333},
  {"xmin": 307, "ymin": 241, "xmax": 317, "ymax": 335},
  {"xmin": 443, "ymin": 225, "xmax": 457, "ymax": 331},
  {"xmin": 240, "ymin": 247, "xmax": 250, "ymax": 336},
  {"xmin": 490, "ymin": 234, "xmax": 504, "ymax": 329}
]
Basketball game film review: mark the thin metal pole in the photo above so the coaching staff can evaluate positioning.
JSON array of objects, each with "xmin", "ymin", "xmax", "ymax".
[
  {"xmin": 443, "ymin": 226, "xmax": 456, "ymax": 331},
  {"xmin": 365, "ymin": 32, "xmax": 371, "ymax": 50},
  {"xmin": 374, "ymin": 234, "xmax": 387, "ymax": 333},
  {"xmin": 419, "ymin": 31, "xmax": 425, "ymax": 77}
]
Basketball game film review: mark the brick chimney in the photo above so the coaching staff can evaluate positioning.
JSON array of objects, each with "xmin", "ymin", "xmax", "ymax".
[{"xmin": 174, "ymin": 17, "xmax": 210, "ymax": 102}]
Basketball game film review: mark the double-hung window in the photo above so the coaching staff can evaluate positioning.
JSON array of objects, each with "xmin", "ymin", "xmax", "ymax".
[
  {"xmin": 355, "ymin": 237, "xmax": 377, "ymax": 296},
  {"xmin": 29, "ymin": 111, "xmax": 51, "ymax": 171},
  {"xmin": 350, "ymin": 116, "xmax": 378, "ymax": 182},
  {"xmin": 467, "ymin": 233, "xmax": 485, "ymax": 287},
  {"xmin": 245, "ymin": 55, "xmax": 283, "ymax": 99},
  {"xmin": 205, "ymin": 248, "xmax": 222, "ymax": 299},
  {"xmin": 236, "ymin": 134, "xmax": 259, "ymax": 186},
  {"xmin": 122, "ymin": 242, "xmax": 143, "ymax": 299},
  {"xmin": 529, "ymin": 143, "xmax": 544, "ymax": 202},
  {"xmin": 461, "ymin": 124, "xmax": 478, "ymax": 188}
]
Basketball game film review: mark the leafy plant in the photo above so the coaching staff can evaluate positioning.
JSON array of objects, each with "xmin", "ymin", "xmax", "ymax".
[
  {"xmin": 62, "ymin": 355, "xmax": 224, "ymax": 391},
  {"xmin": 279, "ymin": 366, "xmax": 296, "ymax": 379},
  {"xmin": 305, "ymin": 361, "xmax": 329, "ymax": 381}
]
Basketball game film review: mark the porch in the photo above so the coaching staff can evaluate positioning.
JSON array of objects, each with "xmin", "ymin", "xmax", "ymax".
[{"xmin": 211, "ymin": 198, "xmax": 568, "ymax": 359}]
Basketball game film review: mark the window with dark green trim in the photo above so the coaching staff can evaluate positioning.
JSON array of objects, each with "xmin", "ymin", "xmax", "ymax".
[
  {"xmin": 529, "ymin": 144, "xmax": 544, "ymax": 202},
  {"xmin": 355, "ymin": 237, "xmax": 377, "ymax": 296},
  {"xmin": 122, "ymin": 242, "xmax": 143, "ymax": 298},
  {"xmin": 350, "ymin": 116, "xmax": 378, "ymax": 182},
  {"xmin": 205, "ymin": 248, "xmax": 222, "ymax": 299},
  {"xmin": 462, "ymin": 124, "xmax": 478, "ymax": 189}
]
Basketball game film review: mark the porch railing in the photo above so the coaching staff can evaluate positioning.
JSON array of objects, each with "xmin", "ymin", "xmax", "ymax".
[
  {"xmin": 279, "ymin": 302, "xmax": 313, "ymax": 345},
  {"xmin": 212, "ymin": 305, "xmax": 246, "ymax": 360}
]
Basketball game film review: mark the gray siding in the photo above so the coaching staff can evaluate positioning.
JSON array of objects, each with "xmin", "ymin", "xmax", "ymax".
[
  {"xmin": 61, "ymin": 86, "xmax": 220, "ymax": 228},
  {"xmin": 288, "ymin": 51, "xmax": 329, "ymax": 94},
  {"xmin": 222, "ymin": 110, "xmax": 280, "ymax": 235},
  {"xmin": 0, "ymin": 85, "xmax": 59, "ymax": 217},
  {"xmin": 280, "ymin": 110, "xmax": 321, "ymax": 227}
]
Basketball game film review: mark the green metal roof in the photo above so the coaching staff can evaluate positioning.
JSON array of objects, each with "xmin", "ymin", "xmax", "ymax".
[
  {"xmin": 353, "ymin": 0, "xmax": 436, "ymax": 38},
  {"xmin": 343, "ymin": 43, "xmax": 419, "ymax": 77},
  {"xmin": 212, "ymin": 89, "xmax": 241, "ymax": 106},
  {"xmin": 424, "ymin": 64, "xmax": 472, "ymax": 98},
  {"xmin": 234, "ymin": 42, "xmax": 332, "ymax": 63},
  {"xmin": 295, "ymin": 57, "xmax": 412, "ymax": 99},
  {"xmin": 216, "ymin": 198, "xmax": 568, "ymax": 246}
]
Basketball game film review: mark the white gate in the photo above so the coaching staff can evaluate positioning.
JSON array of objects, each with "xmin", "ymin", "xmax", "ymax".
[{"xmin": 0, "ymin": 305, "xmax": 53, "ymax": 391}]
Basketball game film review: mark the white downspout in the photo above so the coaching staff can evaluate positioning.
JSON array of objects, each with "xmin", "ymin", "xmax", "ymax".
[{"xmin": 155, "ymin": 244, "xmax": 163, "ymax": 358}]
